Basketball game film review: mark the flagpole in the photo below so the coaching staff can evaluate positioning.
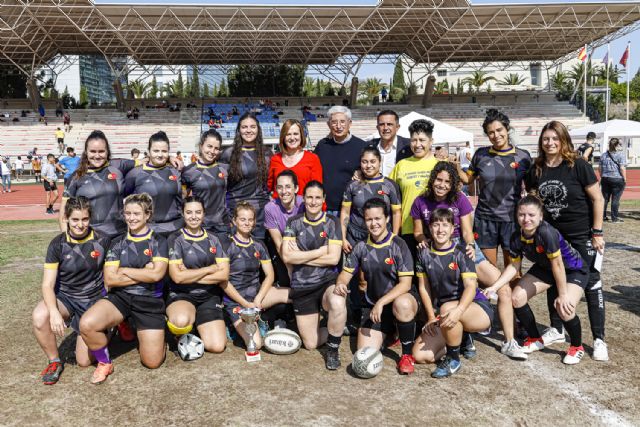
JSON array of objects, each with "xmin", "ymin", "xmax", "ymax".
[
  {"xmin": 605, "ymin": 44, "xmax": 610, "ymax": 121},
  {"xmin": 627, "ymin": 41, "xmax": 631, "ymax": 121},
  {"xmin": 583, "ymin": 44, "xmax": 588, "ymax": 118}
]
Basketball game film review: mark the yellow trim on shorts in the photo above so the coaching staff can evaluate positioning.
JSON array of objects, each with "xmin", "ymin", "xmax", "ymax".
[
  {"xmin": 153, "ymin": 257, "xmax": 168, "ymax": 263},
  {"xmin": 260, "ymin": 259, "xmax": 272, "ymax": 264},
  {"xmin": 104, "ymin": 260, "xmax": 120, "ymax": 267},
  {"xmin": 169, "ymin": 259, "xmax": 183, "ymax": 265},
  {"xmin": 329, "ymin": 239, "xmax": 342, "ymax": 245},
  {"xmin": 44, "ymin": 262, "xmax": 59, "ymax": 270},
  {"xmin": 461, "ymin": 272, "xmax": 478, "ymax": 279},
  {"xmin": 547, "ymin": 250, "xmax": 561, "ymax": 259},
  {"xmin": 398, "ymin": 271, "xmax": 414, "ymax": 277},
  {"xmin": 416, "ymin": 272, "xmax": 426, "ymax": 278}
]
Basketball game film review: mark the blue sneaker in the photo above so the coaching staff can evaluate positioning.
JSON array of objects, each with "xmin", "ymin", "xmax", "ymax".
[
  {"xmin": 461, "ymin": 333, "xmax": 476, "ymax": 359},
  {"xmin": 258, "ymin": 319, "xmax": 269, "ymax": 337},
  {"xmin": 226, "ymin": 326, "xmax": 237, "ymax": 341},
  {"xmin": 431, "ymin": 356, "xmax": 462, "ymax": 379}
]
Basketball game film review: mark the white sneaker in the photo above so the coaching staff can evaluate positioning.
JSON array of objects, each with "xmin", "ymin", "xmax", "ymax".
[
  {"xmin": 592, "ymin": 338, "xmax": 609, "ymax": 361},
  {"xmin": 522, "ymin": 337, "xmax": 545, "ymax": 354},
  {"xmin": 563, "ymin": 345, "xmax": 585, "ymax": 365},
  {"xmin": 541, "ymin": 327, "xmax": 566, "ymax": 346},
  {"xmin": 501, "ymin": 339, "xmax": 528, "ymax": 360}
]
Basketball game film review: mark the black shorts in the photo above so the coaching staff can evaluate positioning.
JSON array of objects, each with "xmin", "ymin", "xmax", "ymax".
[
  {"xmin": 526, "ymin": 263, "xmax": 588, "ymax": 289},
  {"xmin": 474, "ymin": 217, "xmax": 515, "ymax": 250},
  {"xmin": 290, "ymin": 282, "xmax": 330, "ymax": 316},
  {"xmin": 360, "ymin": 291, "xmax": 420, "ymax": 335},
  {"xmin": 167, "ymin": 292, "xmax": 224, "ymax": 326},
  {"xmin": 57, "ymin": 138, "xmax": 64, "ymax": 144},
  {"xmin": 57, "ymin": 292, "xmax": 101, "ymax": 333},
  {"xmin": 104, "ymin": 291, "xmax": 166, "ymax": 330},
  {"xmin": 43, "ymin": 181, "xmax": 57, "ymax": 192},
  {"xmin": 473, "ymin": 298, "xmax": 495, "ymax": 326}
]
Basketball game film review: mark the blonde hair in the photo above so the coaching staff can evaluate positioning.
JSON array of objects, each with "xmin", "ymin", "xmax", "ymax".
[{"xmin": 123, "ymin": 193, "xmax": 154, "ymax": 218}]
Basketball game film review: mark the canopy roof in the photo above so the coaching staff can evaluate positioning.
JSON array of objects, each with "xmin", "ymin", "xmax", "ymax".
[
  {"xmin": 365, "ymin": 111, "xmax": 474, "ymax": 145},
  {"xmin": 1, "ymin": 0, "xmax": 639, "ymax": 68},
  {"xmin": 569, "ymin": 119, "xmax": 640, "ymax": 142}
]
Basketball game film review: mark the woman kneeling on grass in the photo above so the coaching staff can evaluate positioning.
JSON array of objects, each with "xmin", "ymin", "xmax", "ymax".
[
  {"xmin": 80, "ymin": 193, "xmax": 168, "ymax": 384},
  {"xmin": 412, "ymin": 208, "xmax": 493, "ymax": 378},
  {"xmin": 484, "ymin": 195, "xmax": 588, "ymax": 365},
  {"xmin": 33, "ymin": 196, "xmax": 111, "ymax": 385}
]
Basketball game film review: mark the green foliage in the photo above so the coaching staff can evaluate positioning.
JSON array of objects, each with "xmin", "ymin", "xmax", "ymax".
[
  {"xmin": 359, "ymin": 77, "xmax": 386, "ymax": 104},
  {"xmin": 79, "ymin": 85, "xmax": 89, "ymax": 108},
  {"xmin": 127, "ymin": 80, "xmax": 151, "ymax": 99},
  {"xmin": 176, "ymin": 73, "xmax": 185, "ymax": 97},
  {"xmin": 202, "ymin": 82, "xmax": 210, "ymax": 98},
  {"xmin": 61, "ymin": 86, "xmax": 77, "ymax": 109},
  {"xmin": 550, "ymin": 71, "xmax": 574, "ymax": 101},
  {"xmin": 499, "ymin": 73, "xmax": 526, "ymax": 86},
  {"xmin": 303, "ymin": 77, "xmax": 315, "ymax": 96},
  {"xmin": 227, "ymin": 65, "xmax": 305, "ymax": 97},
  {"xmin": 456, "ymin": 78, "xmax": 465, "ymax": 94},
  {"xmin": 434, "ymin": 80, "xmax": 449, "ymax": 95},
  {"xmin": 190, "ymin": 68, "xmax": 200, "ymax": 97},
  {"xmin": 462, "ymin": 70, "xmax": 496, "ymax": 93},
  {"xmin": 392, "ymin": 58, "xmax": 405, "ymax": 91},
  {"xmin": 149, "ymin": 76, "xmax": 158, "ymax": 99},
  {"xmin": 218, "ymin": 79, "xmax": 228, "ymax": 97}
]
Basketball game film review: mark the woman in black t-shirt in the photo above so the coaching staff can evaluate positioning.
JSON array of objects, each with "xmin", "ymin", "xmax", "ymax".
[{"xmin": 525, "ymin": 120, "xmax": 608, "ymax": 362}]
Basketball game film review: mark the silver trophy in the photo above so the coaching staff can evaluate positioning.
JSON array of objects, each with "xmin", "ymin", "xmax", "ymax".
[{"xmin": 239, "ymin": 307, "xmax": 262, "ymax": 362}]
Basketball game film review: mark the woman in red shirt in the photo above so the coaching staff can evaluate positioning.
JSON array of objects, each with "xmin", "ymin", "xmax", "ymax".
[{"xmin": 267, "ymin": 119, "xmax": 322, "ymax": 197}]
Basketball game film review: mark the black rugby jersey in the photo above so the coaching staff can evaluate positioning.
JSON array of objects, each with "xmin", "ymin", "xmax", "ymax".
[
  {"xmin": 342, "ymin": 175, "xmax": 401, "ymax": 236},
  {"xmin": 124, "ymin": 163, "xmax": 184, "ymax": 235},
  {"xmin": 168, "ymin": 229, "xmax": 229, "ymax": 298},
  {"xmin": 283, "ymin": 212, "xmax": 342, "ymax": 289},
  {"xmin": 509, "ymin": 221, "xmax": 584, "ymax": 272},
  {"xmin": 181, "ymin": 161, "xmax": 230, "ymax": 233},
  {"xmin": 220, "ymin": 146, "xmax": 273, "ymax": 215},
  {"xmin": 468, "ymin": 146, "xmax": 531, "ymax": 222},
  {"xmin": 343, "ymin": 233, "xmax": 413, "ymax": 304},
  {"xmin": 44, "ymin": 229, "xmax": 110, "ymax": 301},
  {"xmin": 226, "ymin": 235, "xmax": 271, "ymax": 301},
  {"xmin": 63, "ymin": 159, "xmax": 137, "ymax": 237},
  {"xmin": 416, "ymin": 243, "xmax": 478, "ymax": 307},
  {"xmin": 104, "ymin": 229, "xmax": 168, "ymax": 298}
]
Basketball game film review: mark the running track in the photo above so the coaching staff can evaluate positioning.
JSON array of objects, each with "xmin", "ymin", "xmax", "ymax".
[{"xmin": 1, "ymin": 170, "xmax": 639, "ymax": 221}]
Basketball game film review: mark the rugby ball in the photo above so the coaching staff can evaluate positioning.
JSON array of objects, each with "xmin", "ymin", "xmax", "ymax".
[
  {"xmin": 352, "ymin": 346, "xmax": 384, "ymax": 379},
  {"xmin": 177, "ymin": 333, "xmax": 205, "ymax": 361},
  {"xmin": 264, "ymin": 327, "xmax": 302, "ymax": 355}
]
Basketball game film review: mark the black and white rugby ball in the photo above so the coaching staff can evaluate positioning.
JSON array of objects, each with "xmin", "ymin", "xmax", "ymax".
[
  {"xmin": 352, "ymin": 346, "xmax": 384, "ymax": 379},
  {"xmin": 264, "ymin": 327, "xmax": 302, "ymax": 355}
]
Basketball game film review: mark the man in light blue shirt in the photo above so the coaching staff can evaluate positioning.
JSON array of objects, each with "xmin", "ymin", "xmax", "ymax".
[{"xmin": 58, "ymin": 147, "xmax": 80, "ymax": 187}]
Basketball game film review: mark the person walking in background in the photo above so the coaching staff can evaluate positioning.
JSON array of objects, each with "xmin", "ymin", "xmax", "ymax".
[
  {"xmin": 577, "ymin": 131, "xmax": 596, "ymax": 164},
  {"xmin": 55, "ymin": 128, "xmax": 65, "ymax": 155},
  {"xmin": 32, "ymin": 155, "xmax": 42, "ymax": 183},
  {"xmin": 600, "ymin": 138, "xmax": 627, "ymax": 223},
  {"xmin": 1, "ymin": 156, "xmax": 11, "ymax": 192},
  {"xmin": 14, "ymin": 156, "xmax": 24, "ymax": 180},
  {"xmin": 63, "ymin": 111, "xmax": 71, "ymax": 133},
  {"xmin": 58, "ymin": 147, "xmax": 81, "ymax": 187},
  {"xmin": 42, "ymin": 154, "xmax": 59, "ymax": 214}
]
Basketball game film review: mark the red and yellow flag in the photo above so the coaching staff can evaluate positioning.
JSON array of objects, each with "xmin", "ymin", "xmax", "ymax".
[
  {"xmin": 577, "ymin": 46, "xmax": 587, "ymax": 62},
  {"xmin": 620, "ymin": 46, "xmax": 629, "ymax": 68}
]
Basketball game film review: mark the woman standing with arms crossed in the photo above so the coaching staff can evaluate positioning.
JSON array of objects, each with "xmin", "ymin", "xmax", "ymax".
[
  {"xmin": 221, "ymin": 112, "xmax": 273, "ymax": 241},
  {"xmin": 525, "ymin": 121, "xmax": 607, "ymax": 361}
]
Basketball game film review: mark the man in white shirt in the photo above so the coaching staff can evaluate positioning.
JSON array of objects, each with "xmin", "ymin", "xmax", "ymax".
[
  {"xmin": 458, "ymin": 141, "xmax": 472, "ymax": 194},
  {"xmin": 41, "ymin": 154, "xmax": 59, "ymax": 214},
  {"xmin": 371, "ymin": 110, "xmax": 412, "ymax": 177},
  {"xmin": 14, "ymin": 156, "xmax": 24, "ymax": 179}
]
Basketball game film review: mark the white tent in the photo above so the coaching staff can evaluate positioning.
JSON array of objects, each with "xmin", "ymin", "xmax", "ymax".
[
  {"xmin": 569, "ymin": 119, "xmax": 640, "ymax": 142},
  {"xmin": 365, "ymin": 111, "xmax": 474, "ymax": 148}
]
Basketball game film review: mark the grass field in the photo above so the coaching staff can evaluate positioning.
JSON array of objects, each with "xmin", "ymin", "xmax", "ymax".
[{"xmin": 1, "ymin": 215, "xmax": 639, "ymax": 426}]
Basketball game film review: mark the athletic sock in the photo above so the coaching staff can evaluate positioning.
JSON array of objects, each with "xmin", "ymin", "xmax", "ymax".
[
  {"xmin": 326, "ymin": 334, "xmax": 341, "ymax": 351},
  {"xmin": 514, "ymin": 304, "xmax": 541, "ymax": 339},
  {"xmin": 546, "ymin": 288, "xmax": 564, "ymax": 332},
  {"xmin": 562, "ymin": 315, "xmax": 582, "ymax": 347},
  {"xmin": 260, "ymin": 303, "xmax": 287, "ymax": 324},
  {"xmin": 49, "ymin": 357, "xmax": 61, "ymax": 363},
  {"xmin": 396, "ymin": 320, "xmax": 416, "ymax": 355},
  {"xmin": 446, "ymin": 345, "xmax": 461, "ymax": 362},
  {"xmin": 585, "ymin": 284, "xmax": 605, "ymax": 341},
  {"xmin": 91, "ymin": 346, "xmax": 111, "ymax": 364}
]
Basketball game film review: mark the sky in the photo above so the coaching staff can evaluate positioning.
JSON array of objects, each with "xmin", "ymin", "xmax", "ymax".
[{"xmin": 94, "ymin": 0, "xmax": 639, "ymax": 82}]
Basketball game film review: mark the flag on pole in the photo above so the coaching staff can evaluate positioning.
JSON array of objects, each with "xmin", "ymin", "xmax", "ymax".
[
  {"xmin": 620, "ymin": 46, "xmax": 629, "ymax": 67},
  {"xmin": 578, "ymin": 46, "xmax": 587, "ymax": 62},
  {"xmin": 602, "ymin": 51, "xmax": 609, "ymax": 65}
]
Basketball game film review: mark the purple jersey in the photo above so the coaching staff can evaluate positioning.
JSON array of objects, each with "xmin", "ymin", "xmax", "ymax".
[
  {"xmin": 410, "ymin": 192, "xmax": 473, "ymax": 239},
  {"xmin": 264, "ymin": 195, "xmax": 305, "ymax": 234}
]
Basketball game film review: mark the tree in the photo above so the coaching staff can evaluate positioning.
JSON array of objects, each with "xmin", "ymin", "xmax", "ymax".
[
  {"xmin": 434, "ymin": 80, "xmax": 449, "ymax": 95},
  {"xmin": 303, "ymin": 77, "xmax": 315, "ymax": 96},
  {"xmin": 462, "ymin": 70, "xmax": 496, "ymax": 92},
  {"xmin": 176, "ymin": 73, "xmax": 185, "ymax": 97},
  {"xmin": 202, "ymin": 82, "xmax": 210, "ymax": 98},
  {"xmin": 128, "ymin": 80, "xmax": 151, "ymax": 99},
  {"xmin": 392, "ymin": 58, "xmax": 405, "ymax": 91},
  {"xmin": 456, "ymin": 78, "xmax": 465, "ymax": 94},
  {"xmin": 218, "ymin": 79, "xmax": 227, "ymax": 97},
  {"xmin": 79, "ymin": 85, "xmax": 89, "ymax": 108},
  {"xmin": 596, "ymin": 64, "xmax": 621, "ymax": 84},
  {"xmin": 499, "ymin": 73, "xmax": 526, "ymax": 86},
  {"xmin": 149, "ymin": 76, "xmax": 158, "ymax": 99},
  {"xmin": 190, "ymin": 68, "xmax": 200, "ymax": 97},
  {"xmin": 227, "ymin": 65, "xmax": 305, "ymax": 97},
  {"xmin": 359, "ymin": 77, "xmax": 386, "ymax": 104}
]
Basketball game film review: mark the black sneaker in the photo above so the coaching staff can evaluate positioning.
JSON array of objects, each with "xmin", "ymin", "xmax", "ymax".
[
  {"xmin": 603, "ymin": 217, "xmax": 610, "ymax": 222},
  {"xmin": 325, "ymin": 348, "xmax": 341, "ymax": 370},
  {"xmin": 461, "ymin": 333, "xmax": 476, "ymax": 359},
  {"xmin": 612, "ymin": 218, "xmax": 624, "ymax": 223},
  {"xmin": 41, "ymin": 361, "xmax": 64, "ymax": 385}
]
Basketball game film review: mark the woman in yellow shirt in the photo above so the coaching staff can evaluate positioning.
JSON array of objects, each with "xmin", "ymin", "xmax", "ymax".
[{"xmin": 389, "ymin": 119, "xmax": 440, "ymax": 258}]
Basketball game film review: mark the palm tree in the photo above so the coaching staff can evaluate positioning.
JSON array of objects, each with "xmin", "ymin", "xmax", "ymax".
[
  {"xmin": 462, "ymin": 70, "xmax": 496, "ymax": 93},
  {"xmin": 550, "ymin": 71, "xmax": 567, "ymax": 91},
  {"xmin": 568, "ymin": 61, "xmax": 600, "ymax": 86},
  {"xmin": 498, "ymin": 73, "xmax": 526, "ymax": 86},
  {"xmin": 359, "ymin": 77, "xmax": 386, "ymax": 104},
  {"xmin": 596, "ymin": 64, "xmax": 621, "ymax": 84},
  {"xmin": 302, "ymin": 77, "xmax": 315, "ymax": 97},
  {"xmin": 163, "ymin": 80, "xmax": 183, "ymax": 98},
  {"xmin": 127, "ymin": 80, "xmax": 151, "ymax": 99},
  {"xmin": 434, "ymin": 80, "xmax": 449, "ymax": 95}
]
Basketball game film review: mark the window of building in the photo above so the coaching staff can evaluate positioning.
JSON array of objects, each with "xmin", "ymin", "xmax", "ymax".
[
  {"xmin": 530, "ymin": 63, "xmax": 541, "ymax": 86},
  {"xmin": 437, "ymin": 69, "xmax": 447, "ymax": 77}
]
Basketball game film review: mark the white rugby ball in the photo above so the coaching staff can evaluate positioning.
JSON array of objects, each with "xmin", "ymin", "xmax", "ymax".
[
  {"xmin": 177, "ymin": 333, "xmax": 205, "ymax": 361},
  {"xmin": 264, "ymin": 327, "xmax": 302, "ymax": 355},
  {"xmin": 352, "ymin": 346, "xmax": 384, "ymax": 379}
]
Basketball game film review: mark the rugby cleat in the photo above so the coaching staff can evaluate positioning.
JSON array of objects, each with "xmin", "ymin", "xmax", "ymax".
[
  {"xmin": 41, "ymin": 361, "xmax": 64, "ymax": 385},
  {"xmin": 397, "ymin": 354, "xmax": 415, "ymax": 375},
  {"xmin": 501, "ymin": 339, "xmax": 528, "ymax": 360},
  {"xmin": 563, "ymin": 345, "xmax": 585, "ymax": 365},
  {"xmin": 431, "ymin": 356, "xmax": 462, "ymax": 379},
  {"xmin": 592, "ymin": 339, "xmax": 609, "ymax": 362},
  {"xmin": 90, "ymin": 362, "xmax": 114, "ymax": 385},
  {"xmin": 325, "ymin": 349, "xmax": 341, "ymax": 370},
  {"xmin": 522, "ymin": 337, "xmax": 545, "ymax": 353},
  {"xmin": 541, "ymin": 327, "xmax": 566, "ymax": 346}
]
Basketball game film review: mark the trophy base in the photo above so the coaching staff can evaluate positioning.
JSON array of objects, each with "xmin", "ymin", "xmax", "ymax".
[{"xmin": 245, "ymin": 351, "xmax": 261, "ymax": 362}]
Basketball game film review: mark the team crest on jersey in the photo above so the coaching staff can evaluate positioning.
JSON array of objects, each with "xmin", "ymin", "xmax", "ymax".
[
  {"xmin": 377, "ymin": 190, "xmax": 387, "ymax": 196},
  {"xmin": 319, "ymin": 231, "xmax": 327, "ymax": 238},
  {"xmin": 510, "ymin": 161, "xmax": 520, "ymax": 169},
  {"xmin": 254, "ymin": 251, "xmax": 261, "ymax": 259},
  {"xmin": 473, "ymin": 232, "xmax": 479, "ymax": 240},
  {"xmin": 210, "ymin": 247, "xmax": 217, "ymax": 254},
  {"xmin": 536, "ymin": 245, "xmax": 545, "ymax": 253},
  {"xmin": 218, "ymin": 172, "xmax": 225, "ymax": 179},
  {"xmin": 384, "ymin": 257, "xmax": 394, "ymax": 265},
  {"xmin": 107, "ymin": 173, "xmax": 117, "ymax": 180},
  {"xmin": 169, "ymin": 175, "xmax": 177, "ymax": 181},
  {"xmin": 90, "ymin": 250, "xmax": 101, "ymax": 259},
  {"xmin": 448, "ymin": 262, "xmax": 458, "ymax": 270},
  {"xmin": 144, "ymin": 248, "xmax": 153, "ymax": 256}
]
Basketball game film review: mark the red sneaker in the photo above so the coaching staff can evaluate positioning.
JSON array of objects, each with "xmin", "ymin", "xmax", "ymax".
[
  {"xmin": 397, "ymin": 354, "xmax": 415, "ymax": 375},
  {"xmin": 41, "ymin": 361, "xmax": 64, "ymax": 385},
  {"xmin": 90, "ymin": 362, "xmax": 114, "ymax": 385},
  {"xmin": 117, "ymin": 321, "xmax": 135, "ymax": 342}
]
